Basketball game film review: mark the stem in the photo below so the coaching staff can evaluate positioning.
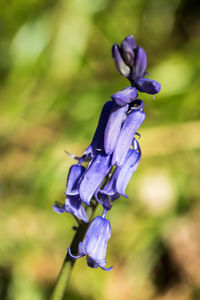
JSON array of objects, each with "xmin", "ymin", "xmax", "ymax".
[{"xmin": 50, "ymin": 202, "xmax": 98, "ymax": 300}]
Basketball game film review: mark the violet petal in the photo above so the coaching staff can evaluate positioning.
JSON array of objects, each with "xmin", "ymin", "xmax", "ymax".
[
  {"xmin": 84, "ymin": 101, "xmax": 113, "ymax": 157},
  {"xmin": 104, "ymin": 103, "xmax": 129, "ymax": 155},
  {"xmin": 132, "ymin": 46, "xmax": 147, "ymax": 80},
  {"xmin": 112, "ymin": 44, "xmax": 130, "ymax": 77},
  {"xmin": 79, "ymin": 153, "xmax": 112, "ymax": 205},
  {"xmin": 135, "ymin": 78, "xmax": 161, "ymax": 94},
  {"xmin": 111, "ymin": 87, "xmax": 138, "ymax": 106},
  {"xmin": 66, "ymin": 164, "xmax": 85, "ymax": 195},
  {"xmin": 112, "ymin": 109, "xmax": 145, "ymax": 166}
]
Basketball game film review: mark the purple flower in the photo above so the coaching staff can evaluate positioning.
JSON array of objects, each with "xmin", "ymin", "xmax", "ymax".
[
  {"xmin": 79, "ymin": 153, "xmax": 112, "ymax": 205},
  {"xmin": 135, "ymin": 78, "xmax": 161, "ymax": 95},
  {"xmin": 96, "ymin": 139, "xmax": 141, "ymax": 205},
  {"xmin": 84, "ymin": 101, "xmax": 113, "ymax": 157},
  {"xmin": 68, "ymin": 216, "xmax": 113, "ymax": 271},
  {"xmin": 53, "ymin": 195, "xmax": 88, "ymax": 223},
  {"xmin": 111, "ymin": 87, "xmax": 138, "ymax": 106},
  {"xmin": 112, "ymin": 35, "xmax": 161, "ymax": 96},
  {"xmin": 112, "ymin": 106, "xmax": 145, "ymax": 166},
  {"xmin": 66, "ymin": 164, "xmax": 85, "ymax": 196},
  {"xmin": 104, "ymin": 103, "xmax": 129, "ymax": 155}
]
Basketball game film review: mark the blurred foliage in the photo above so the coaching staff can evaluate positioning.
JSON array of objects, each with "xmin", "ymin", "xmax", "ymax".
[{"xmin": 0, "ymin": 0, "xmax": 200, "ymax": 299}]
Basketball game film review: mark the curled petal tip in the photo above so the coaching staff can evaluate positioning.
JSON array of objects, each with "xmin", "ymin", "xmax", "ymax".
[
  {"xmin": 100, "ymin": 265, "xmax": 113, "ymax": 271},
  {"xmin": 67, "ymin": 247, "xmax": 82, "ymax": 259}
]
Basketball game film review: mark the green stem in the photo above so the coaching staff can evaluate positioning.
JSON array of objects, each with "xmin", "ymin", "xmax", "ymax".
[{"xmin": 50, "ymin": 202, "xmax": 97, "ymax": 300}]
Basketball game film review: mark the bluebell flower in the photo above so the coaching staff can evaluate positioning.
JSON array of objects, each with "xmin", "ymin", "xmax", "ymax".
[
  {"xmin": 53, "ymin": 163, "xmax": 88, "ymax": 222},
  {"xmin": 84, "ymin": 101, "xmax": 113, "ymax": 157},
  {"xmin": 66, "ymin": 164, "xmax": 85, "ymax": 195},
  {"xmin": 53, "ymin": 195, "xmax": 88, "ymax": 223},
  {"xmin": 96, "ymin": 139, "xmax": 141, "ymax": 205},
  {"xmin": 112, "ymin": 104, "xmax": 145, "ymax": 166},
  {"xmin": 79, "ymin": 153, "xmax": 112, "ymax": 205},
  {"xmin": 112, "ymin": 35, "xmax": 161, "ymax": 96},
  {"xmin": 111, "ymin": 87, "xmax": 138, "ymax": 106},
  {"xmin": 104, "ymin": 103, "xmax": 129, "ymax": 155},
  {"xmin": 68, "ymin": 216, "xmax": 113, "ymax": 271}
]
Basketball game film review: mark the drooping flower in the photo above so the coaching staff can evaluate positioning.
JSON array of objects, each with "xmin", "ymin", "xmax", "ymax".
[
  {"xmin": 96, "ymin": 139, "xmax": 141, "ymax": 205},
  {"xmin": 53, "ymin": 195, "xmax": 88, "ymax": 223},
  {"xmin": 66, "ymin": 164, "xmax": 85, "ymax": 195},
  {"xmin": 112, "ymin": 104, "xmax": 145, "ymax": 166},
  {"xmin": 104, "ymin": 103, "xmax": 129, "ymax": 155},
  {"xmin": 68, "ymin": 216, "xmax": 113, "ymax": 271},
  {"xmin": 53, "ymin": 163, "xmax": 88, "ymax": 222},
  {"xmin": 79, "ymin": 153, "xmax": 112, "ymax": 205}
]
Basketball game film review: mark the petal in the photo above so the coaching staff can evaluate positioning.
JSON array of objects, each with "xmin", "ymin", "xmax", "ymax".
[
  {"xmin": 65, "ymin": 196, "xmax": 89, "ymax": 223},
  {"xmin": 79, "ymin": 153, "xmax": 112, "ymax": 205},
  {"xmin": 66, "ymin": 165, "xmax": 85, "ymax": 195},
  {"xmin": 89, "ymin": 218, "xmax": 111, "ymax": 261},
  {"xmin": 135, "ymin": 78, "xmax": 161, "ymax": 94},
  {"xmin": 95, "ymin": 190, "xmax": 112, "ymax": 210},
  {"xmin": 104, "ymin": 103, "xmax": 129, "ymax": 155},
  {"xmin": 132, "ymin": 46, "xmax": 147, "ymax": 80},
  {"xmin": 82, "ymin": 216, "xmax": 103, "ymax": 254},
  {"xmin": 121, "ymin": 35, "xmax": 136, "ymax": 67},
  {"xmin": 112, "ymin": 44, "xmax": 130, "ymax": 77},
  {"xmin": 122, "ymin": 35, "xmax": 137, "ymax": 50},
  {"xmin": 84, "ymin": 101, "xmax": 113, "ymax": 157},
  {"xmin": 53, "ymin": 204, "xmax": 65, "ymax": 214},
  {"xmin": 111, "ymin": 87, "xmax": 138, "ymax": 106},
  {"xmin": 112, "ymin": 109, "xmax": 145, "ymax": 166},
  {"xmin": 115, "ymin": 142, "xmax": 141, "ymax": 196}
]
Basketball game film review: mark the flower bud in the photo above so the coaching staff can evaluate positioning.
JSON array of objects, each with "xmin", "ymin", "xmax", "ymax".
[
  {"xmin": 135, "ymin": 78, "xmax": 161, "ymax": 94},
  {"xmin": 112, "ymin": 44, "xmax": 130, "ymax": 77},
  {"xmin": 111, "ymin": 87, "xmax": 138, "ymax": 106}
]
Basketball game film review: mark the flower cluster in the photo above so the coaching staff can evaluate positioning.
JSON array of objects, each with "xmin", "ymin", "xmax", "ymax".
[{"xmin": 53, "ymin": 35, "xmax": 161, "ymax": 271}]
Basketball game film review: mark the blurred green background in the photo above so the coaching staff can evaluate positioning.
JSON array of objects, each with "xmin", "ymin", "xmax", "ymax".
[{"xmin": 0, "ymin": 0, "xmax": 200, "ymax": 299}]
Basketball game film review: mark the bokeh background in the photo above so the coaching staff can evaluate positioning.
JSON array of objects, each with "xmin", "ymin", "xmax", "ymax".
[{"xmin": 0, "ymin": 0, "xmax": 200, "ymax": 299}]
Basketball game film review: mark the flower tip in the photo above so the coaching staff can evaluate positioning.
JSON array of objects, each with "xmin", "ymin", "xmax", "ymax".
[{"xmin": 112, "ymin": 44, "xmax": 130, "ymax": 77}]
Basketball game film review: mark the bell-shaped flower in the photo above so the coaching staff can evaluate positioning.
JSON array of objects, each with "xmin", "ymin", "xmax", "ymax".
[
  {"xmin": 121, "ymin": 35, "xmax": 137, "ymax": 67},
  {"xmin": 79, "ymin": 153, "xmax": 112, "ymax": 205},
  {"xmin": 68, "ymin": 216, "xmax": 113, "ymax": 271},
  {"xmin": 104, "ymin": 103, "xmax": 129, "ymax": 155},
  {"xmin": 53, "ymin": 195, "xmax": 88, "ymax": 223},
  {"xmin": 97, "ymin": 139, "xmax": 141, "ymax": 203},
  {"xmin": 135, "ymin": 77, "xmax": 161, "ymax": 95},
  {"xmin": 112, "ymin": 44, "xmax": 130, "ymax": 77},
  {"xmin": 112, "ymin": 106, "xmax": 145, "ymax": 166},
  {"xmin": 84, "ymin": 101, "xmax": 113, "ymax": 157},
  {"xmin": 111, "ymin": 87, "xmax": 138, "ymax": 106},
  {"xmin": 66, "ymin": 164, "xmax": 85, "ymax": 196}
]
